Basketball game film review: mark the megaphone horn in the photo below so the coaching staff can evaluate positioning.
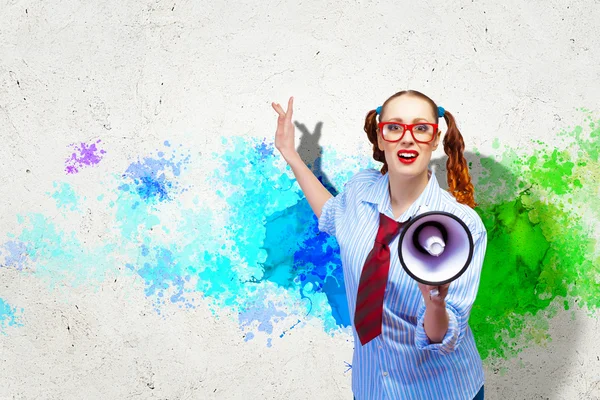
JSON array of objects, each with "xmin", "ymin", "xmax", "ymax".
[{"xmin": 398, "ymin": 211, "xmax": 474, "ymax": 287}]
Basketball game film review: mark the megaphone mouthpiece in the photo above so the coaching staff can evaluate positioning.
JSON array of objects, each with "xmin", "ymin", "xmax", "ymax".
[
  {"xmin": 428, "ymin": 242, "xmax": 444, "ymax": 257},
  {"xmin": 413, "ymin": 221, "xmax": 448, "ymax": 257}
]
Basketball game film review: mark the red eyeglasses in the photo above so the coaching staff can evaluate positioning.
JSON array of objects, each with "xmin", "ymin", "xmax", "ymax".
[{"xmin": 377, "ymin": 122, "xmax": 438, "ymax": 143}]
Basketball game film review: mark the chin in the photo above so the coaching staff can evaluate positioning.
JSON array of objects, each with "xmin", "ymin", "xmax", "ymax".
[{"xmin": 388, "ymin": 158, "xmax": 428, "ymax": 177}]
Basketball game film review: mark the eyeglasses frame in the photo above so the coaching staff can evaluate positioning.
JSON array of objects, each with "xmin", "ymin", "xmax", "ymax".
[{"xmin": 377, "ymin": 121, "xmax": 439, "ymax": 143}]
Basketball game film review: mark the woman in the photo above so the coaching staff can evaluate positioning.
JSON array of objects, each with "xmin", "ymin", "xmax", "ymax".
[{"xmin": 271, "ymin": 90, "xmax": 486, "ymax": 400}]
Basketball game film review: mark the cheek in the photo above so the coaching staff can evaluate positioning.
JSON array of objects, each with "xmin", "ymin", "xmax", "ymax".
[{"xmin": 417, "ymin": 145, "xmax": 434, "ymax": 161}]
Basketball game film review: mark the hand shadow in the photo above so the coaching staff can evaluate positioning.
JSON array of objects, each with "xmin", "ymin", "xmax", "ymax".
[
  {"xmin": 431, "ymin": 152, "xmax": 580, "ymax": 399},
  {"xmin": 294, "ymin": 121, "xmax": 338, "ymax": 196}
]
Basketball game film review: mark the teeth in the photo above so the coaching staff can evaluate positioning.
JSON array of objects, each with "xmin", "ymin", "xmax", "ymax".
[{"xmin": 398, "ymin": 153, "xmax": 417, "ymax": 158}]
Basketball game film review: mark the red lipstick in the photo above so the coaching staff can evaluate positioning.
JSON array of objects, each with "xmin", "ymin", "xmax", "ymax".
[{"xmin": 397, "ymin": 150, "xmax": 419, "ymax": 164}]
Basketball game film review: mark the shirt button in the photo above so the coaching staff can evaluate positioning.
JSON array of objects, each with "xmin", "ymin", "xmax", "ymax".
[
  {"xmin": 378, "ymin": 345, "xmax": 382, "ymax": 349},
  {"xmin": 382, "ymin": 371, "xmax": 388, "ymax": 376}
]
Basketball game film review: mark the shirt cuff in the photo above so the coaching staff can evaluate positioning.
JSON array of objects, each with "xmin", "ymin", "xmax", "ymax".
[{"xmin": 414, "ymin": 302, "xmax": 461, "ymax": 354}]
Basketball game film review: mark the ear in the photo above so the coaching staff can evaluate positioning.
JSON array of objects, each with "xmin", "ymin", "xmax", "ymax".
[
  {"xmin": 376, "ymin": 128, "xmax": 385, "ymax": 152},
  {"xmin": 432, "ymin": 130, "xmax": 442, "ymax": 151}
]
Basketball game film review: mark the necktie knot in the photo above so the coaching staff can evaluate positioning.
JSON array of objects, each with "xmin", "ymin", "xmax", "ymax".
[{"xmin": 375, "ymin": 213, "xmax": 401, "ymax": 245}]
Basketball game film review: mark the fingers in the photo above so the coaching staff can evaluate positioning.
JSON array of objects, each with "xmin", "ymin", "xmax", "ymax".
[
  {"xmin": 271, "ymin": 102, "xmax": 285, "ymax": 117},
  {"xmin": 418, "ymin": 282, "xmax": 450, "ymax": 302},
  {"xmin": 286, "ymin": 96, "xmax": 293, "ymax": 121},
  {"xmin": 271, "ymin": 96, "xmax": 294, "ymax": 119}
]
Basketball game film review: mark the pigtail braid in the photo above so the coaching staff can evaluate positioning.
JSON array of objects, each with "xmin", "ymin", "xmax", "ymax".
[
  {"xmin": 442, "ymin": 110, "xmax": 476, "ymax": 208},
  {"xmin": 364, "ymin": 109, "xmax": 388, "ymax": 175}
]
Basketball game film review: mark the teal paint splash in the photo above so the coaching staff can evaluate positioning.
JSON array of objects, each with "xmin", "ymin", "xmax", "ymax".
[
  {"xmin": 49, "ymin": 182, "xmax": 80, "ymax": 212},
  {"xmin": 0, "ymin": 298, "xmax": 23, "ymax": 334},
  {"xmin": 3, "ymin": 213, "xmax": 119, "ymax": 289}
]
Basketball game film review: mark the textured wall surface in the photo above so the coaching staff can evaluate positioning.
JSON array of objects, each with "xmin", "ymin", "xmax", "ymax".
[{"xmin": 1, "ymin": 0, "xmax": 599, "ymax": 399}]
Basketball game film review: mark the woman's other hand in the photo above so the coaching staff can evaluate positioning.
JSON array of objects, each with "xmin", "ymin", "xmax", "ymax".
[{"xmin": 418, "ymin": 282, "xmax": 450, "ymax": 307}]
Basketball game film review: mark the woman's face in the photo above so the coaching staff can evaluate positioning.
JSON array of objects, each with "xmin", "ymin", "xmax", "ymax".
[{"xmin": 377, "ymin": 95, "xmax": 442, "ymax": 178}]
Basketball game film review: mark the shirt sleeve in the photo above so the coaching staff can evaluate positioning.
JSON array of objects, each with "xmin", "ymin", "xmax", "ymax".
[
  {"xmin": 414, "ymin": 228, "xmax": 488, "ymax": 354},
  {"xmin": 317, "ymin": 193, "xmax": 341, "ymax": 237},
  {"xmin": 317, "ymin": 170, "xmax": 370, "ymax": 238}
]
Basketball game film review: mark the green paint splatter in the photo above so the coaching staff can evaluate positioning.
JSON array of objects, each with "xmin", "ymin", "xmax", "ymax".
[
  {"xmin": 492, "ymin": 138, "xmax": 500, "ymax": 149},
  {"xmin": 470, "ymin": 110, "xmax": 600, "ymax": 360}
]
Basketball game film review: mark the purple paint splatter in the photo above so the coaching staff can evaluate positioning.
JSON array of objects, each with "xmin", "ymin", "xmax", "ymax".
[{"xmin": 65, "ymin": 139, "xmax": 106, "ymax": 174}]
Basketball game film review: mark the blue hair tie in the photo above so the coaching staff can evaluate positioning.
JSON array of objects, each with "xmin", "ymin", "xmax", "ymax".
[{"xmin": 376, "ymin": 106, "xmax": 382, "ymax": 115}]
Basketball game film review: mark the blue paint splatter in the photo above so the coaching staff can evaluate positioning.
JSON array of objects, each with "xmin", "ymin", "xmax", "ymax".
[
  {"xmin": 0, "ymin": 240, "xmax": 29, "ymax": 270},
  {"xmin": 120, "ymin": 144, "xmax": 191, "ymax": 203},
  {"xmin": 279, "ymin": 318, "xmax": 302, "ymax": 338},
  {"xmin": 239, "ymin": 299, "xmax": 288, "ymax": 337},
  {"xmin": 254, "ymin": 139, "xmax": 274, "ymax": 163},
  {"xmin": 135, "ymin": 246, "xmax": 189, "ymax": 313},
  {"xmin": 260, "ymin": 198, "xmax": 350, "ymax": 326},
  {"xmin": 214, "ymin": 135, "xmax": 377, "ymax": 339},
  {"xmin": 344, "ymin": 361, "xmax": 352, "ymax": 373}
]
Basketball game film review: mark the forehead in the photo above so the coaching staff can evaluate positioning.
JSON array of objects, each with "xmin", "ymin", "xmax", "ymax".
[{"xmin": 384, "ymin": 95, "xmax": 435, "ymax": 120}]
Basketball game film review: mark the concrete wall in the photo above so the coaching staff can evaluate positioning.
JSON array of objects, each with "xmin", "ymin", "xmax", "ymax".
[{"xmin": 1, "ymin": 0, "xmax": 599, "ymax": 398}]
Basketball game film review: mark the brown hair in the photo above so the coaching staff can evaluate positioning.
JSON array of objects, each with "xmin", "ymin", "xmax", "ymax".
[{"xmin": 363, "ymin": 90, "xmax": 476, "ymax": 208}]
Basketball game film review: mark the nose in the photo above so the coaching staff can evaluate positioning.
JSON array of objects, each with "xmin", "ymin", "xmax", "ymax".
[{"xmin": 400, "ymin": 127, "xmax": 415, "ymax": 145}]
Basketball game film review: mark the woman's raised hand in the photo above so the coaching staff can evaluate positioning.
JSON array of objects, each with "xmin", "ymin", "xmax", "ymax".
[{"xmin": 271, "ymin": 96, "xmax": 297, "ymax": 160}]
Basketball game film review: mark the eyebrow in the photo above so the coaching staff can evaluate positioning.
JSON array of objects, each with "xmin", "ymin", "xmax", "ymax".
[{"xmin": 387, "ymin": 117, "xmax": 431, "ymax": 122}]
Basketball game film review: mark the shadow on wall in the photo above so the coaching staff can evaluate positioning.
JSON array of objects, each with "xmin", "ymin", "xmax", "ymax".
[
  {"xmin": 431, "ymin": 152, "xmax": 580, "ymax": 398},
  {"xmin": 295, "ymin": 120, "xmax": 338, "ymax": 196}
]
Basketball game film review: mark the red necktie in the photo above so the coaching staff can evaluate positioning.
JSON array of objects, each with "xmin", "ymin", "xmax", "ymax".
[{"xmin": 354, "ymin": 212, "xmax": 404, "ymax": 345}]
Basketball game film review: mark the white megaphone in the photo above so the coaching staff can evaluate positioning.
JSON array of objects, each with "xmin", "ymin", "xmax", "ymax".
[{"xmin": 398, "ymin": 211, "xmax": 474, "ymax": 289}]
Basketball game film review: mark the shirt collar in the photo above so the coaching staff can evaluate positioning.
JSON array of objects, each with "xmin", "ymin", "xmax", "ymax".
[{"xmin": 359, "ymin": 169, "xmax": 440, "ymax": 222}]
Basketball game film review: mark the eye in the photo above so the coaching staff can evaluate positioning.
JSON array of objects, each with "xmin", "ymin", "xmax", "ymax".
[
  {"xmin": 387, "ymin": 123, "xmax": 402, "ymax": 131},
  {"xmin": 414, "ymin": 124, "xmax": 429, "ymax": 132}
]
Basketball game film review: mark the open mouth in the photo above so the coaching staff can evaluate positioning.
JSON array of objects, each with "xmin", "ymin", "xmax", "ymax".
[{"xmin": 397, "ymin": 150, "xmax": 419, "ymax": 164}]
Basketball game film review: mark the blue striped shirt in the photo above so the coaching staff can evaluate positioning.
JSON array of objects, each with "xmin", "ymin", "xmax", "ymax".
[{"xmin": 318, "ymin": 168, "xmax": 487, "ymax": 400}]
